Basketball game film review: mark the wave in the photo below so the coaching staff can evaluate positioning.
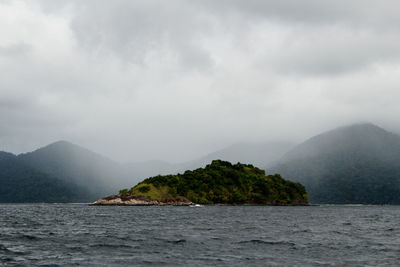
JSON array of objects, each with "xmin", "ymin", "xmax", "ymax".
[
  {"xmin": 237, "ymin": 239, "xmax": 295, "ymax": 246},
  {"xmin": 167, "ymin": 239, "xmax": 186, "ymax": 244},
  {"xmin": 154, "ymin": 237, "xmax": 187, "ymax": 244},
  {"xmin": 0, "ymin": 244, "xmax": 27, "ymax": 255},
  {"xmin": 19, "ymin": 234, "xmax": 42, "ymax": 241},
  {"xmin": 89, "ymin": 243, "xmax": 134, "ymax": 249}
]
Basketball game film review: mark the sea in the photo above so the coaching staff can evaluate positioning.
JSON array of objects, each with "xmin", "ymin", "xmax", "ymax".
[{"xmin": 1, "ymin": 204, "xmax": 399, "ymax": 266}]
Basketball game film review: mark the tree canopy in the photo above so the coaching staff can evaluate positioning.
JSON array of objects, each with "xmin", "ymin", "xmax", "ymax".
[{"xmin": 122, "ymin": 160, "xmax": 308, "ymax": 205}]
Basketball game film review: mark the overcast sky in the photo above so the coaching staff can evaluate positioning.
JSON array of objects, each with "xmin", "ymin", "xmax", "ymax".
[{"xmin": 1, "ymin": 0, "xmax": 400, "ymax": 162}]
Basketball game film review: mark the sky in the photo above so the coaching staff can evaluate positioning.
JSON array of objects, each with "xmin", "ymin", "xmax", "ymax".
[{"xmin": 1, "ymin": 0, "xmax": 400, "ymax": 163}]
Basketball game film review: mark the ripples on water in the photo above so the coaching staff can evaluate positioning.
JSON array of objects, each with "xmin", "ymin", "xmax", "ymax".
[{"xmin": 1, "ymin": 204, "xmax": 400, "ymax": 266}]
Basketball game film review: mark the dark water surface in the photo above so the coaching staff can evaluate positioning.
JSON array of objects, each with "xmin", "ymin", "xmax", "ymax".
[{"xmin": 1, "ymin": 204, "xmax": 400, "ymax": 266}]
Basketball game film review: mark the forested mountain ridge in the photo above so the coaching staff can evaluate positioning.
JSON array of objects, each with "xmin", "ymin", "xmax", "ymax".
[
  {"xmin": 122, "ymin": 142, "xmax": 294, "ymax": 180},
  {"xmin": 271, "ymin": 123, "xmax": 400, "ymax": 204},
  {"xmin": 0, "ymin": 152, "xmax": 88, "ymax": 202},
  {"xmin": 0, "ymin": 141, "xmax": 137, "ymax": 202},
  {"xmin": 17, "ymin": 141, "xmax": 128, "ymax": 199}
]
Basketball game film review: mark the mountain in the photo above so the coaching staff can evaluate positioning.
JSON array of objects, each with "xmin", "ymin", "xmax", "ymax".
[
  {"xmin": 0, "ymin": 141, "xmax": 148, "ymax": 203},
  {"xmin": 0, "ymin": 152, "xmax": 87, "ymax": 202},
  {"xmin": 271, "ymin": 123, "xmax": 400, "ymax": 204},
  {"xmin": 17, "ymin": 141, "xmax": 139, "ymax": 200},
  {"xmin": 122, "ymin": 160, "xmax": 179, "ymax": 180},
  {"xmin": 182, "ymin": 142, "xmax": 294, "ymax": 171},
  {"xmin": 121, "ymin": 142, "xmax": 294, "ymax": 180}
]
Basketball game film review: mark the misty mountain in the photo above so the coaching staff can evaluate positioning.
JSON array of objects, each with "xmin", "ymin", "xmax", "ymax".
[
  {"xmin": 17, "ymin": 141, "xmax": 140, "ymax": 200},
  {"xmin": 122, "ymin": 160, "xmax": 179, "ymax": 181},
  {"xmin": 0, "ymin": 141, "xmax": 151, "ymax": 203},
  {"xmin": 122, "ymin": 142, "xmax": 294, "ymax": 179},
  {"xmin": 182, "ymin": 142, "xmax": 294, "ymax": 171},
  {"xmin": 0, "ymin": 152, "xmax": 87, "ymax": 202},
  {"xmin": 1, "ymin": 140, "xmax": 293, "ymax": 203},
  {"xmin": 271, "ymin": 123, "xmax": 400, "ymax": 204},
  {"xmin": 18, "ymin": 141, "xmax": 137, "ymax": 195}
]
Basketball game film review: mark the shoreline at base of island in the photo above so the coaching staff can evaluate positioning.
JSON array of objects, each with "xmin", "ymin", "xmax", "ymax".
[{"xmin": 90, "ymin": 195, "xmax": 314, "ymax": 206}]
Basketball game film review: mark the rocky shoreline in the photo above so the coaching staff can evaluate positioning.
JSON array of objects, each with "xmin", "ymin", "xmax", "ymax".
[
  {"xmin": 90, "ymin": 195, "xmax": 311, "ymax": 206},
  {"xmin": 90, "ymin": 195, "xmax": 194, "ymax": 206}
]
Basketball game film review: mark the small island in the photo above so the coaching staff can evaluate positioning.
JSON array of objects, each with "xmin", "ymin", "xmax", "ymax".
[{"xmin": 91, "ymin": 160, "xmax": 309, "ymax": 206}]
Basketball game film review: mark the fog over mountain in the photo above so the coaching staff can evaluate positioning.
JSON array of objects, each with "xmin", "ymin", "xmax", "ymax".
[
  {"xmin": 1, "ymin": 1, "xmax": 400, "ymax": 163},
  {"xmin": 0, "ymin": 140, "xmax": 295, "ymax": 202},
  {"xmin": 0, "ymin": 150, "xmax": 88, "ymax": 202},
  {"xmin": 18, "ymin": 141, "xmax": 127, "ymax": 198},
  {"xmin": 270, "ymin": 123, "xmax": 400, "ymax": 204},
  {"xmin": 2, "ymin": 123, "xmax": 400, "ymax": 203}
]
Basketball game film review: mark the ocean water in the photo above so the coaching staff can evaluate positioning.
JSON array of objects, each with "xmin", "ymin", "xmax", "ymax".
[{"xmin": 1, "ymin": 204, "xmax": 400, "ymax": 266}]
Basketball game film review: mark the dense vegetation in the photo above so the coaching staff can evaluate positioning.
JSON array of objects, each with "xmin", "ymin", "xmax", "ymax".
[
  {"xmin": 121, "ymin": 160, "xmax": 308, "ymax": 205},
  {"xmin": 0, "ymin": 141, "xmax": 128, "ymax": 203},
  {"xmin": 271, "ymin": 123, "xmax": 400, "ymax": 204},
  {"xmin": 0, "ymin": 152, "xmax": 87, "ymax": 202},
  {"xmin": 18, "ymin": 141, "xmax": 130, "ymax": 199}
]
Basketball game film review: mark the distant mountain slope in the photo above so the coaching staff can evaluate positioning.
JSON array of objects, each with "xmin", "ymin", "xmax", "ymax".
[
  {"xmin": 0, "ymin": 141, "xmax": 146, "ymax": 203},
  {"xmin": 155, "ymin": 142, "xmax": 295, "ymax": 176},
  {"xmin": 17, "ymin": 141, "xmax": 139, "ymax": 199},
  {"xmin": 0, "ymin": 151, "xmax": 15, "ymax": 161},
  {"xmin": 0, "ymin": 152, "xmax": 87, "ymax": 202},
  {"xmin": 186, "ymin": 142, "xmax": 294, "ymax": 170},
  {"xmin": 271, "ymin": 123, "xmax": 400, "ymax": 204},
  {"xmin": 122, "ymin": 160, "xmax": 179, "ymax": 180},
  {"xmin": 122, "ymin": 142, "xmax": 294, "ymax": 179}
]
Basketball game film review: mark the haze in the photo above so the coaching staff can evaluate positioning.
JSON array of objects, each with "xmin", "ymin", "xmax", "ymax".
[{"xmin": 1, "ymin": 0, "xmax": 400, "ymax": 163}]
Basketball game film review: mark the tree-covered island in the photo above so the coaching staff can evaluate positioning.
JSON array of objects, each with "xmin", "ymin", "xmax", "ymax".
[{"xmin": 91, "ymin": 160, "xmax": 309, "ymax": 206}]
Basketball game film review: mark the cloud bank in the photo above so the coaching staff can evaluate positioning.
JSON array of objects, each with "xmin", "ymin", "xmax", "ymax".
[{"xmin": 1, "ymin": 0, "xmax": 400, "ymax": 162}]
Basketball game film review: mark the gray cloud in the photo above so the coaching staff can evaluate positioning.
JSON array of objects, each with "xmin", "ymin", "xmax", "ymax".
[
  {"xmin": 0, "ymin": 42, "xmax": 32, "ymax": 57},
  {"xmin": 202, "ymin": 1, "xmax": 400, "ymax": 28},
  {"xmin": 68, "ymin": 0, "xmax": 216, "ymax": 70},
  {"xmin": 64, "ymin": 0, "xmax": 400, "ymax": 75},
  {"xmin": 1, "ymin": 0, "xmax": 400, "ymax": 162}
]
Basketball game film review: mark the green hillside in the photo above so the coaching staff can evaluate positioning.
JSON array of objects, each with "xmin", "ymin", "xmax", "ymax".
[
  {"xmin": 0, "ymin": 152, "xmax": 87, "ymax": 203},
  {"xmin": 0, "ymin": 141, "xmax": 132, "ymax": 203},
  {"xmin": 119, "ymin": 160, "xmax": 309, "ymax": 205},
  {"xmin": 271, "ymin": 123, "xmax": 400, "ymax": 204}
]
